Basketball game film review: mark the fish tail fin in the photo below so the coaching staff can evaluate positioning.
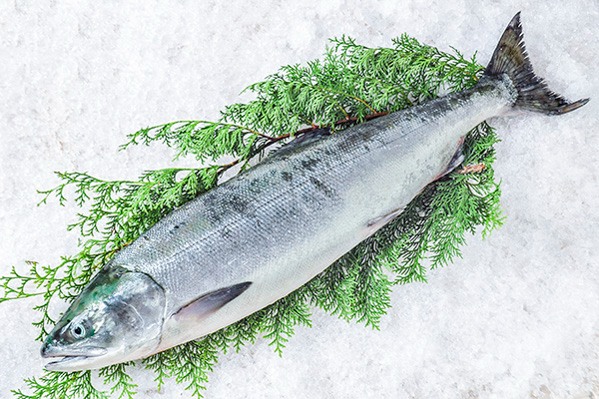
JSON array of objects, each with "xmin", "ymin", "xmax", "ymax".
[{"xmin": 484, "ymin": 12, "xmax": 589, "ymax": 115}]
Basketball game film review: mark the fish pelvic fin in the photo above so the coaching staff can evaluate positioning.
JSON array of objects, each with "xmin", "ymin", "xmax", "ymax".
[{"xmin": 484, "ymin": 12, "xmax": 589, "ymax": 115}]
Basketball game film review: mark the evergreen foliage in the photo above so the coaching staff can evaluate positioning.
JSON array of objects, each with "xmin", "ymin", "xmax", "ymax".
[{"xmin": 2, "ymin": 34, "xmax": 502, "ymax": 398}]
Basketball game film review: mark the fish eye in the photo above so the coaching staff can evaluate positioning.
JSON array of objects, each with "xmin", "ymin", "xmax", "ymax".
[{"xmin": 70, "ymin": 322, "xmax": 86, "ymax": 339}]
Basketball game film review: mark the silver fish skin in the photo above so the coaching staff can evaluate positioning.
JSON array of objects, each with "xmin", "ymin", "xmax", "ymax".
[{"xmin": 40, "ymin": 12, "xmax": 588, "ymax": 371}]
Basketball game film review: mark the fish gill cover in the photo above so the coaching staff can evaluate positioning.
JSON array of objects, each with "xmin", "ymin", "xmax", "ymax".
[{"xmin": 1, "ymin": 34, "xmax": 502, "ymax": 398}]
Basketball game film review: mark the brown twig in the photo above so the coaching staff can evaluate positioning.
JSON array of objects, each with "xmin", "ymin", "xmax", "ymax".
[{"xmin": 457, "ymin": 163, "xmax": 486, "ymax": 174}]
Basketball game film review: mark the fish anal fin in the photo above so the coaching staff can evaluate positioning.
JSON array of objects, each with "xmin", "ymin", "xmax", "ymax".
[
  {"xmin": 172, "ymin": 281, "xmax": 252, "ymax": 322},
  {"xmin": 433, "ymin": 138, "xmax": 466, "ymax": 181},
  {"xmin": 367, "ymin": 207, "xmax": 404, "ymax": 234}
]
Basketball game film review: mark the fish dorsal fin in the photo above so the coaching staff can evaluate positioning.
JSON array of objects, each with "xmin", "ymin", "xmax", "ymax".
[
  {"xmin": 269, "ymin": 128, "xmax": 331, "ymax": 158},
  {"xmin": 172, "ymin": 282, "xmax": 252, "ymax": 322}
]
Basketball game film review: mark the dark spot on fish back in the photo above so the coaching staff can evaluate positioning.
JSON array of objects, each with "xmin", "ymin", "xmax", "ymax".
[
  {"xmin": 228, "ymin": 195, "xmax": 248, "ymax": 213},
  {"xmin": 309, "ymin": 176, "xmax": 335, "ymax": 198},
  {"xmin": 169, "ymin": 220, "xmax": 186, "ymax": 234},
  {"xmin": 301, "ymin": 157, "xmax": 320, "ymax": 171}
]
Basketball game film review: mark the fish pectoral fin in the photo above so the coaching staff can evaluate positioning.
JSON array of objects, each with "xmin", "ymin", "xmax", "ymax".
[{"xmin": 172, "ymin": 281, "xmax": 252, "ymax": 322}]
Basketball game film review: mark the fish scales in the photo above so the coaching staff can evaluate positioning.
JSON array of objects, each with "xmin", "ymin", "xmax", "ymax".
[{"xmin": 116, "ymin": 80, "xmax": 511, "ymax": 340}]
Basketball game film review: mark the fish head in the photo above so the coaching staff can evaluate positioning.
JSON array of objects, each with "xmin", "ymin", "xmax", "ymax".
[{"xmin": 40, "ymin": 265, "xmax": 166, "ymax": 371}]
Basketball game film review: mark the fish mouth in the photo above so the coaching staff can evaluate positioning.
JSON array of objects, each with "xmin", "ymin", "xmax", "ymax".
[
  {"xmin": 41, "ymin": 346, "xmax": 108, "ymax": 371},
  {"xmin": 44, "ymin": 355, "xmax": 94, "ymax": 371}
]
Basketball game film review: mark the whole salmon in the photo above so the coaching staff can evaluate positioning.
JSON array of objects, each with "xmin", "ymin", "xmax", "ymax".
[{"xmin": 41, "ymin": 13, "xmax": 588, "ymax": 371}]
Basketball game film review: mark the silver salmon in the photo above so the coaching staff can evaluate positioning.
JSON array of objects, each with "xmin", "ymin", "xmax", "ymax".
[{"xmin": 41, "ymin": 13, "xmax": 588, "ymax": 371}]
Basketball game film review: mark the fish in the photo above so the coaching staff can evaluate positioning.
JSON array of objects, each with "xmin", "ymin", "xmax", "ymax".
[{"xmin": 40, "ymin": 12, "xmax": 588, "ymax": 371}]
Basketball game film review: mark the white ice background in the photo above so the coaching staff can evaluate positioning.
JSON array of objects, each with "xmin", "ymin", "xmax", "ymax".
[{"xmin": 1, "ymin": 1, "xmax": 598, "ymax": 398}]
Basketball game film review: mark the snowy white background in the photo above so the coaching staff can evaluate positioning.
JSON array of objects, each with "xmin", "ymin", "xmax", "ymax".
[{"xmin": 1, "ymin": 1, "xmax": 598, "ymax": 398}]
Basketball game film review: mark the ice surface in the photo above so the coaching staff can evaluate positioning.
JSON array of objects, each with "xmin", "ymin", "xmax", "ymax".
[{"xmin": 1, "ymin": 1, "xmax": 598, "ymax": 398}]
